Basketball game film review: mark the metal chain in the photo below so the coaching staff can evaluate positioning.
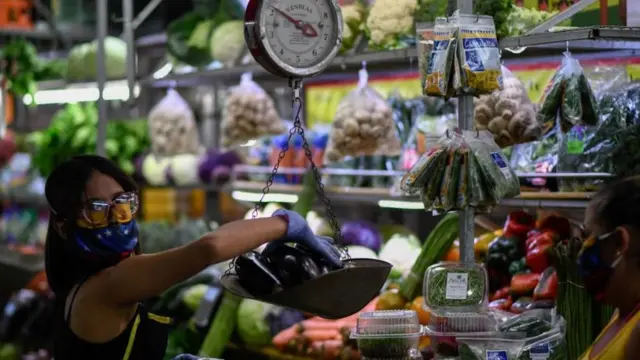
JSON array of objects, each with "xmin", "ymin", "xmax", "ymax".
[{"xmin": 225, "ymin": 79, "xmax": 349, "ymax": 277}]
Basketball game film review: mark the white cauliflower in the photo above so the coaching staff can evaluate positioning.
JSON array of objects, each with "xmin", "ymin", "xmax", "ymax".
[
  {"xmin": 340, "ymin": 3, "xmax": 367, "ymax": 53},
  {"xmin": 366, "ymin": 0, "xmax": 417, "ymax": 49}
]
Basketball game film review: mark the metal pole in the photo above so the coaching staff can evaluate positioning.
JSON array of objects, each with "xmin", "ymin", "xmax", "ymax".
[
  {"xmin": 457, "ymin": 0, "xmax": 475, "ymax": 264},
  {"xmin": 96, "ymin": 0, "xmax": 108, "ymax": 156},
  {"xmin": 122, "ymin": 0, "xmax": 138, "ymax": 118}
]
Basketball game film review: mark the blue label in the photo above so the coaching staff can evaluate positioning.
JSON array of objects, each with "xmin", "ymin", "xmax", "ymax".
[
  {"xmin": 530, "ymin": 342, "xmax": 550, "ymax": 355},
  {"xmin": 490, "ymin": 152, "xmax": 507, "ymax": 168},
  {"xmin": 486, "ymin": 350, "xmax": 508, "ymax": 360}
]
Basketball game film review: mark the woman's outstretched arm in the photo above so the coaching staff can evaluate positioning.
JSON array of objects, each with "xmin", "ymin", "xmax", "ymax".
[{"xmin": 92, "ymin": 217, "xmax": 287, "ymax": 306}]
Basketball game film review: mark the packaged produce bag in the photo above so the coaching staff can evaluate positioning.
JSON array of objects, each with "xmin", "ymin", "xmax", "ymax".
[
  {"xmin": 148, "ymin": 89, "xmax": 202, "ymax": 156},
  {"xmin": 475, "ymin": 66, "xmax": 541, "ymax": 148},
  {"xmin": 456, "ymin": 13, "xmax": 502, "ymax": 95},
  {"xmin": 221, "ymin": 72, "xmax": 286, "ymax": 147},
  {"xmin": 538, "ymin": 52, "xmax": 599, "ymax": 133},
  {"xmin": 424, "ymin": 17, "xmax": 457, "ymax": 97},
  {"xmin": 323, "ymin": 65, "xmax": 401, "ymax": 163},
  {"xmin": 466, "ymin": 130, "xmax": 520, "ymax": 204}
]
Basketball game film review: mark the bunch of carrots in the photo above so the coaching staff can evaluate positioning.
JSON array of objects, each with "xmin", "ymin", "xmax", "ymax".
[{"xmin": 272, "ymin": 298, "xmax": 378, "ymax": 359}]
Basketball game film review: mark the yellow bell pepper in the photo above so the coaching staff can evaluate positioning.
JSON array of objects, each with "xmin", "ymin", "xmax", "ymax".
[{"xmin": 474, "ymin": 231, "xmax": 500, "ymax": 256}]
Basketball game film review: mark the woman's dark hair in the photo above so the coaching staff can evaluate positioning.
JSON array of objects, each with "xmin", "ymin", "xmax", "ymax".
[
  {"xmin": 591, "ymin": 176, "xmax": 640, "ymax": 232},
  {"xmin": 44, "ymin": 155, "xmax": 139, "ymax": 299}
]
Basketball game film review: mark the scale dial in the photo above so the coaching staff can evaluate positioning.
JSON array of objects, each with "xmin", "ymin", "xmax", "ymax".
[{"xmin": 245, "ymin": 0, "xmax": 343, "ymax": 78}]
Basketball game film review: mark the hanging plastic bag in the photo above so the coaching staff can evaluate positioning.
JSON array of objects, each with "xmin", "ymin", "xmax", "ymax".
[
  {"xmin": 323, "ymin": 64, "xmax": 401, "ymax": 163},
  {"xmin": 466, "ymin": 130, "xmax": 520, "ymax": 204},
  {"xmin": 475, "ymin": 66, "xmax": 541, "ymax": 148},
  {"xmin": 560, "ymin": 52, "xmax": 599, "ymax": 130},
  {"xmin": 221, "ymin": 72, "xmax": 286, "ymax": 147},
  {"xmin": 424, "ymin": 17, "xmax": 457, "ymax": 97},
  {"xmin": 399, "ymin": 134, "xmax": 446, "ymax": 195},
  {"xmin": 148, "ymin": 89, "xmax": 202, "ymax": 156},
  {"xmin": 456, "ymin": 13, "xmax": 502, "ymax": 95}
]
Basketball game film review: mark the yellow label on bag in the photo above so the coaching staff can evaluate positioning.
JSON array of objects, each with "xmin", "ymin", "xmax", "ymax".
[{"xmin": 459, "ymin": 26, "xmax": 502, "ymax": 94}]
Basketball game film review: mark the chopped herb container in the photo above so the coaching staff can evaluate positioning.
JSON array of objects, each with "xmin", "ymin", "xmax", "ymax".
[
  {"xmin": 424, "ymin": 262, "xmax": 488, "ymax": 311},
  {"xmin": 351, "ymin": 310, "xmax": 423, "ymax": 359}
]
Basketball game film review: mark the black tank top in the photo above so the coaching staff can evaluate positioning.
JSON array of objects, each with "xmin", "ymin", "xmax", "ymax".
[{"xmin": 53, "ymin": 282, "xmax": 171, "ymax": 360}]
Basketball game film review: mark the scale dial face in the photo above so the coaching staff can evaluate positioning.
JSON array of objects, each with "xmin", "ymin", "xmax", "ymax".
[{"xmin": 255, "ymin": 0, "xmax": 342, "ymax": 78}]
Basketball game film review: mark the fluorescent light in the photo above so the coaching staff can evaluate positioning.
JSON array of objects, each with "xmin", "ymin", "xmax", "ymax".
[
  {"xmin": 378, "ymin": 200, "xmax": 424, "ymax": 210},
  {"xmin": 231, "ymin": 191, "xmax": 298, "ymax": 204},
  {"xmin": 23, "ymin": 80, "xmax": 141, "ymax": 105}
]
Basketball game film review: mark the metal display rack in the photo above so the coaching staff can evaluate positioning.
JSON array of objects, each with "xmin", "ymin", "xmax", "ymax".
[{"xmin": 3, "ymin": 0, "xmax": 639, "ymax": 240}]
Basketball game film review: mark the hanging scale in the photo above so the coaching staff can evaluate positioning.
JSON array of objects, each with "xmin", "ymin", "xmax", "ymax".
[{"xmin": 244, "ymin": 0, "xmax": 346, "ymax": 255}]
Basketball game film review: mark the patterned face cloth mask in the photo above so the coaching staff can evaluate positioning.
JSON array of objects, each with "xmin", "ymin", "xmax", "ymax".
[
  {"xmin": 577, "ymin": 229, "xmax": 622, "ymax": 301},
  {"xmin": 74, "ymin": 192, "xmax": 140, "ymax": 257}
]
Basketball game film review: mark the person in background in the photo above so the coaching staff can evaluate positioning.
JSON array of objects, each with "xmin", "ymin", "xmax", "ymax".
[
  {"xmin": 45, "ymin": 155, "xmax": 341, "ymax": 360},
  {"xmin": 579, "ymin": 176, "xmax": 640, "ymax": 360}
]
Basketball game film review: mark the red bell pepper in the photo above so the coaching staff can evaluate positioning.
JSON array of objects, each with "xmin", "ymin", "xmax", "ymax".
[
  {"xmin": 536, "ymin": 214, "xmax": 572, "ymax": 239},
  {"xmin": 526, "ymin": 242, "xmax": 553, "ymax": 273},
  {"xmin": 490, "ymin": 287, "xmax": 510, "ymax": 301},
  {"xmin": 510, "ymin": 273, "xmax": 541, "ymax": 296},
  {"xmin": 526, "ymin": 231, "xmax": 556, "ymax": 252},
  {"xmin": 503, "ymin": 211, "xmax": 535, "ymax": 239},
  {"xmin": 534, "ymin": 269, "xmax": 558, "ymax": 300}
]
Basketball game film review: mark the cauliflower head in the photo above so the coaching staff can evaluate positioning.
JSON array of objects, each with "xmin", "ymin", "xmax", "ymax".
[
  {"xmin": 366, "ymin": 0, "xmax": 417, "ymax": 49},
  {"xmin": 340, "ymin": 3, "xmax": 366, "ymax": 53}
]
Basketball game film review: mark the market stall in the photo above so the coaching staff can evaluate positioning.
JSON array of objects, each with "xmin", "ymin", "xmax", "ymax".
[{"xmin": 0, "ymin": 0, "xmax": 638, "ymax": 359}]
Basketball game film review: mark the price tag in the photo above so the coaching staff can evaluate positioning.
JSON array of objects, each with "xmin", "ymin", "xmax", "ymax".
[{"xmin": 445, "ymin": 272, "xmax": 469, "ymax": 300}]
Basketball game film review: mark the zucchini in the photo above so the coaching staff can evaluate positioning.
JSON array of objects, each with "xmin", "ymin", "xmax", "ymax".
[
  {"xmin": 198, "ymin": 292, "xmax": 242, "ymax": 357},
  {"xmin": 400, "ymin": 212, "xmax": 459, "ymax": 300}
]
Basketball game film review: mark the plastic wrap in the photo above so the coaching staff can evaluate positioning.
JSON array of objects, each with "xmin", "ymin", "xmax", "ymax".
[
  {"xmin": 466, "ymin": 130, "xmax": 520, "ymax": 203},
  {"xmin": 148, "ymin": 89, "xmax": 202, "ymax": 156},
  {"xmin": 324, "ymin": 65, "xmax": 401, "ymax": 163},
  {"xmin": 424, "ymin": 18, "xmax": 457, "ymax": 97},
  {"xmin": 509, "ymin": 124, "xmax": 559, "ymax": 191},
  {"xmin": 221, "ymin": 73, "xmax": 286, "ymax": 147},
  {"xmin": 456, "ymin": 14, "xmax": 502, "ymax": 95},
  {"xmin": 558, "ymin": 82, "xmax": 640, "ymax": 191},
  {"xmin": 538, "ymin": 52, "xmax": 599, "ymax": 133},
  {"xmin": 474, "ymin": 66, "xmax": 541, "ymax": 148}
]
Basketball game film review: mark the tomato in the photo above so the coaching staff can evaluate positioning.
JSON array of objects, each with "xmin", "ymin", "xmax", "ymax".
[{"xmin": 409, "ymin": 296, "xmax": 431, "ymax": 325}]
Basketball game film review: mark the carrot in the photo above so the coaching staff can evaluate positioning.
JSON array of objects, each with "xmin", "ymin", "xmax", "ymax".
[
  {"xmin": 310, "ymin": 339, "xmax": 343, "ymax": 358},
  {"xmin": 300, "ymin": 319, "xmax": 343, "ymax": 331},
  {"xmin": 272, "ymin": 326, "xmax": 299, "ymax": 350},
  {"xmin": 302, "ymin": 329, "xmax": 342, "ymax": 342}
]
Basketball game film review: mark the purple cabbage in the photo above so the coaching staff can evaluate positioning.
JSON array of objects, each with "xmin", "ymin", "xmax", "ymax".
[
  {"xmin": 197, "ymin": 149, "xmax": 243, "ymax": 183},
  {"xmin": 340, "ymin": 221, "xmax": 383, "ymax": 253}
]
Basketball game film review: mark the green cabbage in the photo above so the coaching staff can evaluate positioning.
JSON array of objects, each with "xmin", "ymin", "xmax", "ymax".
[
  {"xmin": 67, "ymin": 37, "xmax": 127, "ymax": 81},
  {"xmin": 236, "ymin": 299, "xmax": 274, "ymax": 347},
  {"xmin": 209, "ymin": 20, "xmax": 245, "ymax": 66}
]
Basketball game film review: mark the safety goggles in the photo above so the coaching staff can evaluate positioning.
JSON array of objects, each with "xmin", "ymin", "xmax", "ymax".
[{"xmin": 77, "ymin": 192, "xmax": 139, "ymax": 228}]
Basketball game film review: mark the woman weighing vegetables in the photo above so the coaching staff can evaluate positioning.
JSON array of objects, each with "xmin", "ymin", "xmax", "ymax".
[
  {"xmin": 579, "ymin": 176, "xmax": 640, "ymax": 360},
  {"xmin": 45, "ymin": 155, "xmax": 341, "ymax": 360}
]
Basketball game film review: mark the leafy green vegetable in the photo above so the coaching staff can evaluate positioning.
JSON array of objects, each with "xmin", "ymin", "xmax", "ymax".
[
  {"xmin": 425, "ymin": 267, "xmax": 486, "ymax": 308},
  {"xmin": 167, "ymin": 13, "xmax": 214, "ymax": 67},
  {"xmin": 28, "ymin": 103, "xmax": 150, "ymax": 177},
  {"xmin": 1, "ymin": 39, "xmax": 40, "ymax": 99},
  {"xmin": 473, "ymin": 0, "xmax": 515, "ymax": 40}
]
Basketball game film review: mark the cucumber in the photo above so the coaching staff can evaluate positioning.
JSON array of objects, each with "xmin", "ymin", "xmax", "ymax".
[
  {"xmin": 198, "ymin": 292, "xmax": 242, "ymax": 357},
  {"xmin": 400, "ymin": 212, "xmax": 459, "ymax": 300}
]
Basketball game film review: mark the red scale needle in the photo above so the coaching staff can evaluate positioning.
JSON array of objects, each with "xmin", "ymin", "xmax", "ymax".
[{"xmin": 270, "ymin": 5, "xmax": 318, "ymax": 37}]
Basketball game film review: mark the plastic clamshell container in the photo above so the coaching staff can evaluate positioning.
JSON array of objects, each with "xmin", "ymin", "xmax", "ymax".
[
  {"xmin": 423, "ymin": 261, "xmax": 488, "ymax": 311},
  {"xmin": 426, "ymin": 310, "xmax": 498, "ymax": 335},
  {"xmin": 351, "ymin": 310, "xmax": 423, "ymax": 360}
]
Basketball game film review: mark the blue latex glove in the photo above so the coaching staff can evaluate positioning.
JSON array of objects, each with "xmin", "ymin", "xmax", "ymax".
[{"xmin": 267, "ymin": 209, "xmax": 342, "ymax": 268}]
